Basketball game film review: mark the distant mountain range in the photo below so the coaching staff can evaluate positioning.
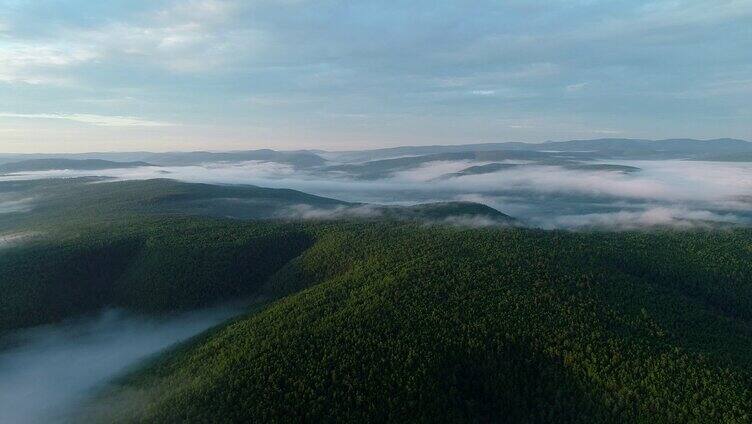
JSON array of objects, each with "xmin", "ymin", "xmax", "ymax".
[
  {"xmin": 330, "ymin": 138, "xmax": 752, "ymax": 161},
  {"xmin": 0, "ymin": 158, "xmax": 153, "ymax": 174},
  {"xmin": 0, "ymin": 138, "xmax": 749, "ymax": 183},
  {"xmin": 1, "ymin": 139, "xmax": 750, "ymax": 170},
  {"xmin": 0, "ymin": 149, "xmax": 326, "ymax": 169}
]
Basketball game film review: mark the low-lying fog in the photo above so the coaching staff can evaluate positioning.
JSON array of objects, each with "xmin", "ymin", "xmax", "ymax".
[
  {"xmin": 0, "ymin": 306, "xmax": 245, "ymax": 424},
  {"xmin": 2, "ymin": 158, "xmax": 750, "ymax": 229}
]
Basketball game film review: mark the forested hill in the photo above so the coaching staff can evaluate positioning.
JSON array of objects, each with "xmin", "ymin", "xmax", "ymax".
[
  {"xmin": 0, "ymin": 178, "xmax": 349, "ymax": 227},
  {"xmin": 0, "ymin": 178, "xmax": 514, "ymax": 332},
  {"xmin": 0, "ymin": 218, "xmax": 315, "ymax": 332},
  {"xmin": 78, "ymin": 223, "xmax": 752, "ymax": 423},
  {"xmin": 1, "ymin": 178, "xmax": 515, "ymax": 228}
]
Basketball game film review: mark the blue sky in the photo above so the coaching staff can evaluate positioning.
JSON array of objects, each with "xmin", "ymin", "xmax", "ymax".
[{"xmin": 0, "ymin": 0, "xmax": 750, "ymax": 152}]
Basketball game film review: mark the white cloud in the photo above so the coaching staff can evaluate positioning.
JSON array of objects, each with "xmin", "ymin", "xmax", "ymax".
[
  {"xmin": 2, "ymin": 158, "xmax": 751, "ymax": 229},
  {"xmin": 160, "ymin": 0, "xmax": 239, "ymax": 23},
  {"xmin": 440, "ymin": 165, "xmax": 672, "ymax": 199},
  {"xmin": 76, "ymin": 21, "xmax": 264, "ymax": 73},
  {"xmin": 0, "ymin": 42, "xmax": 97, "ymax": 85},
  {"xmin": 0, "ymin": 231, "xmax": 40, "ymax": 248},
  {"xmin": 4, "ymin": 158, "xmax": 751, "ymax": 208},
  {"xmin": 546, "ymin": 207, "xmax": 749, "ymax": 230},
  {"xmin": 470, "ymin": 90, "xmax": 496, "ymax": 96},
  {"xmin": 0, "ymin": 197, "xmax": 34, "ymax": 214},
  {"xmin": 0, "ymin": 0, "xmax": 258, "ymax": 83},
  {"xmin": 63, "ymin": 0, "xmax": 267, "ymax": 73},
  {"xmin": 390, "ymin": 160, "xmax": 483, "ymax": 181},
  {"xmin": 565, "ymin": 82, "xmax": 588, "ymax": 92},
  {"xmin": 437, "ymin": 215, "xmax": 507, "ymax": 228},
  {"xmin": 0, "ymin": 113, "xmax": 173, "ymax": 127},
  {"xmin": 279, "ymin": 204, "xmax": 383, "ymax": 220}
]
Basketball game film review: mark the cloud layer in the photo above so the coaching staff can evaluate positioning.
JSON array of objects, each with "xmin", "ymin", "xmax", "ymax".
[
  {"xmin": 0, "ymin": 113, "xmax": 172, "ymax": 127},
  {"xmin": 3, "ymin": 157, "xmax": 751, "ymax": 229},
  {"xmin": 1, "ymin": 0, "xmax": 751, "ymax": 151}
]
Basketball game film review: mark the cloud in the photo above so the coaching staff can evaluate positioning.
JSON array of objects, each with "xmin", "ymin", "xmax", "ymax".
[
  {"xmin": 565, "ymin": 82, "xmax": 588, "ymax": 92},
  {"xmin": 390, "ymin": 160, "xmax": 483, "ymax": 182},
  {"xmin": 0, "ymin": 232, "xmax": 40, "ymax": 249},
  {"xmin": 160, "ymin": 0, "xmax": 239, "ymax": 23},
  {"xmin": 1, "ymin": 1, "xmax": 751, "ymax": 145},
  {"xmin": 276, "ymin": 204, "xmax": 512, "ymax": 228},
  {"xmin": 77, "ymin": 21, "xmax": 265, "ymax": 73},
  {"xmin": 4, "ymin": 156, "xmax": 751, "ymax": 209},
  {"xmin": 0, "ymin": 196, "xmax": 34, "ymax": 213},
  {"xmin": 634, "ymin": 0, "xmax": 752, "ymax": 29},
  {"xmin": 2, "ymin": 156, "xmax": 751, "ymax": 230},
  {"xmin": 0, "ymin": 113, "xmax": 173, "ymax": 127},
  {"xmin": 544, "ymin": 207, "xmax": 749, "ymax": 230},
  {"xmin": 430, "ymin": 160, "xmax": 752, "ymax": 204},
  {"xmin": 426, "ymin": 165, "xmax": 672, "ymax": 199},
  {"xmin": 278, "ymin": 204, "xmax": 383, "ymax": 220},
  {"xmin": 0, "ymin": 0, "xmax": 254, "ymax": 84},
  {"xmin": 0, "ymin": 42, "xmax": 97, "ymax": 85},
  {"xmin": 436, "ymin": 215, "xmax": 508, "ymax": 228}
]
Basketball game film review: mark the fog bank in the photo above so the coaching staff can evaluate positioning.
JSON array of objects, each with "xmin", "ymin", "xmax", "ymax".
[
  {"xmin": 1, "ymin": 158, "xmax": 751, "ymax": 229},
  {"xmin": 0, "ymin": 306, "xmax": 244, "ymax": 424}
]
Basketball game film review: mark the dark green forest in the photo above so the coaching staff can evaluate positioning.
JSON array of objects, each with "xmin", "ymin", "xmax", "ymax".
[
  {"xmin": 1, "ymin": 178, "xmax": 752, "ymax": 423},
  {"xmin": 0, "ymin": 218, "xmax": 313, "ymax": 332},
  {"xmin": 68, "ymin": 223, "xmax": 750, "ymax": 423}
]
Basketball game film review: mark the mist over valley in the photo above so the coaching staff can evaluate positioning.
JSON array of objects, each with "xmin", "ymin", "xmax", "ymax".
[{"xmin": 2, "ymin": 138, "xmax": 751, "ymax": 230}]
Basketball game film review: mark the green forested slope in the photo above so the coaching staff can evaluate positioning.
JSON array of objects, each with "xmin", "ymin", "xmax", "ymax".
[
  {"xmin": 85, "ymin": 224, "xmax": 752, "ymax": 423},
  {"xmin": 2, "ymin": 178, "xmax": 347, "ymax": 224},
  {"xmin": 0, "ymin": 178, "xmax": 513, "ymax": 332},
  {"xmin": 0, "ymin": 218, "xmax": 312, "ymax": 332}
]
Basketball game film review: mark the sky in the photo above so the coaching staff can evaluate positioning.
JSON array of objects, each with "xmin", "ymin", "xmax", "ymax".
[{"xmin": 0, "ymin": 0, "xmax": 750, "ymax": 153}]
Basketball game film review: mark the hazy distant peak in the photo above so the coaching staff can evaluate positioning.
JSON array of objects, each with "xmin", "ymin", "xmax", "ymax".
[{"xmin": 0, "ymin": 159, "xmax": 154, "ymax": 174}]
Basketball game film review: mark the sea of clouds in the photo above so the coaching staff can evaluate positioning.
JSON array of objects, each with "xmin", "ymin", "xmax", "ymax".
[{"xmin": 1, "ymin": 158, "xmax": 751, "ymax": 229}]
